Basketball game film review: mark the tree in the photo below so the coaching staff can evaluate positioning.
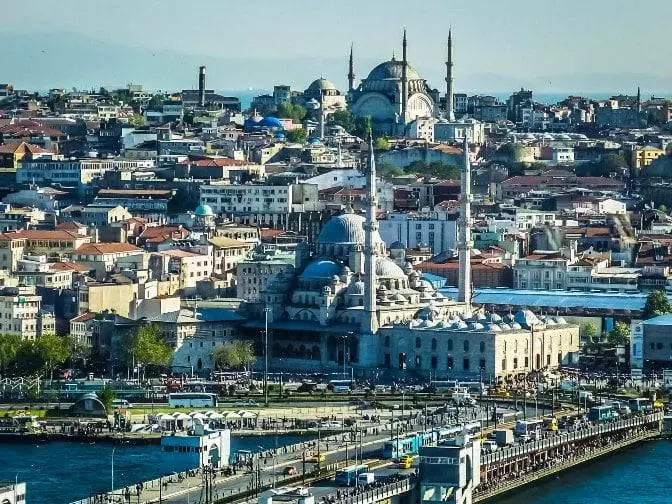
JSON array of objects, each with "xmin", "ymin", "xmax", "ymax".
[
  {"xmin": 128, "ymin": 324, "xmax": 172, "ymax": 368},
  {"xmin": 0, "ymin": 334, "xmax": 21, "ymax": 374},
  {"xmin": 658, "ymin": 204, "xmax": 668, "ymax": 214},
  {"xmin": 211, "ymin": 341, "xmax": 256, "ymax": 371},
  {"xmin": 405, "ymin": 160, "xmax": 427, "ymax": 174},
  {"xmin": 330, "ymin": 109, "xmax": 355, "ymax": 133},
  {"xmin": 147, "ymin": 94, "xmax": 166, "ymax": 110},
  {"xmin": 378, "ymin": 163, "xmax": 404, "ymax": 179},
  {"xmin": 353, "ymin": 116, "xmax": 372, "ymax": 139},
  {"xmin": 643, "ymin": 290, "xmax": 672, "ymax": 319},
  {"xmin": 582, "ymin": 322, "xmax": 598, "ymax": 341},
  {"xmin": 34, "ymin": 334, "xmax": 70, "ymax": 379},
  {"xmin": 128, "ymin": 113, "xmax": 147, "ymax": 128},
  {"xmin": 286, "ymin": 128, "xmax": 307, "ymax": 143},
  {"xmin": 374, "ymin": 136, "xmax": 390, "ymax": 151},
  {"xmin": 97, "ymin": 386, "xmax": 116, "ymax": 413},
  {"xmin": 609, "ymin": 322, "xmax": 630, "ymax": 345},
  {"xmin": 276, "ymin": 102, "xmax": 306, "ymax": 122}
]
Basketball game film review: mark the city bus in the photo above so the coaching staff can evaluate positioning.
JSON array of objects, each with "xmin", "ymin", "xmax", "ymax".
[
  {"xmin": 168, "ymin": 392, "xmax": 218, "ymax": 408},
  {"xmin": 334, "ymin": 464, "xmax": 369, "ymax": 486},
  {"xmin": 328, "ymin": 380, "xmax": 353, "ymax": 393},
  {"xmin": 514, "ymin": 420, "xmax": 544, "ymax": 441},
  {"xmin": 629, "ymin": 397, "xmax": 652, "ymax": 413}
]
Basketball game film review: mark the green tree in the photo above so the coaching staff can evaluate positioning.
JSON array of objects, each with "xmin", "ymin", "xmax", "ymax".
[
  {"xmin": 329, "ymin": 109, "xmax": 355, "ymax": 133},
  {"xmin": 128, "ymin": 113, "xmax": 147, "ymax": 128},
  {"xmin": 147, "ymin": 94, "xmax": 166, "ymax": 110},
  {"xmin": 286, "ymin": 128, "xmax": 307, "ymax": 143},
  {"xmin": 128, "ymin": 324, "xmax": 172, "ymax": 368},
  {"xmin": 643, "ymin": 290, "xmax": 672, "ymax": 319},
  {"xmin": 66, "ymin": 336, "xmax": 91, "ymax": 369},
  {"xmin": 0, "ymin": 334, "xmax": 22, "ymax": 374},
  {"xmin": 378, "ymin": 163, "xmax": 404, "ymax": 179},
  {"xmin": 97, "ymin": 386, "xmax": 116, "ymax": 413},
  {"xmin": 658, "ymin": 204, "xmax": 668, "ymax": 214},
  {"xmin": 582, "ymin": 322, "xmax": 598, "ymax": 341},
  {"xmin": 34, "ymin": 334, "xmax": 70, "ymax": 379},
  {"xmin": 211, "ymin": 341, "xmax": 256, "ymax": 371},
  {"xmin": 405, "ymin": 160, "xmax": 427, "ymax": 174},
  {"xmin": 609, "ymin": 322, "xmax": 631, "ymax": 345},
  {"xmin": 353, "ymin": 116, "xmax": 372, "ymax": 139},
  {"xmin": 427, "ymin": 161, "xmax": 460, "ymax": 179},
  {"xmin": 276, "ymin": 102, "xmax": 306, "ymax": 122},
  {"xmin": 374, "ymin": 136, "xmax": 390, "ymax": 151}
]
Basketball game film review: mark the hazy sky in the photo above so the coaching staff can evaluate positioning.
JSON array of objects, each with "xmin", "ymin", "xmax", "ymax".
[{"xmin": 2, "ymin": 0, "xmax": 671, "ymax": 95}]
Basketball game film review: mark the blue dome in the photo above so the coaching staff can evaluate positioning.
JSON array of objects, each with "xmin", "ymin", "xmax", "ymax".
[
  {"xmin": 300, "ymin": 259, "xmax": 343, "ymax": 279},
  {"xmin": 195, "ymin": 203, "xmax": 214, "ymax": 217},
  {"xmin": 259, "ymin": 116, "xmax": 283, "ymax": 129}
]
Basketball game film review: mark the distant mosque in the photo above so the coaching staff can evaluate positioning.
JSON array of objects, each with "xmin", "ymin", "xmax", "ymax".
[{"xmin": 347, "ymin": 29, "xmax": 456, "ymax": 136}]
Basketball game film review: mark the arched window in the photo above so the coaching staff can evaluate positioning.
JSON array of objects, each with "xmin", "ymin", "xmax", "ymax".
[
  {"xmin": 480, "ymin": 341, "xmax": 485, "ymax": 353},
  {"xmin": 431, "ymin": 338, "xmax": 437, "ymax": 351},
  {"xmin": 447, "ymin": 338, "xmax": 453, "ymax": 351},
  {"xmin": 415, "ymin": 337, "xmax": 422, "ymax": 349},
  {"xmin": 463, "ymin": 340, "xmax": 469, "ymax": 352},
  {"xmin": 384, "ymin": 336, "xmax": 390, "ymax": 347}
]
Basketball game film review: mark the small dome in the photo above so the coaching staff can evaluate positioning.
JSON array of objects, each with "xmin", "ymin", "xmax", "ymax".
[
  {"xmin": 347, "ymin": 280, "xmax": 365, "ymax": 296},
  {"xmin": 555, "ymin": 316, "xmax": 568, "ymax": 325},
  {"xmin": 390, "ymin": 241, "xmax": 406, "ymax": 250},
  {"xmin": 195, "ymin": 203, "xmax": 214, "ymax": 217},
  {"xmin": 307, "ymin": 78, "xmax": 337, "ymax": 92},
  {"xmin": 376, "ymin": 257, "xmax": 406, "ymax": 279},
  {"xmin": 489, "ymin": 313, "xmax": 503, "ymax": 323},
  {"xmin": 515, "ymin": 309, "xmax": 540, "ymax": 328},
  {"xmin": 499, "ymin": 323, "xmax": 511, "ymax": 330},
  {"xmin": 414, "ymin": 305, "xmax": 441, "ymax": 321},
  {"xmin": 487, "ymin": 323, "xmax": 502, "ymax": 332},
  {"xmin": 510, "ymin": 322, "xmax": 522, "ymax": 330},
  {"xmin": 300, "ymin": 259, "xmax": 342, "ymax": 279},
  {"xmin": 393, "ymin": 293, "xmax": 407, "ymax": 302}
]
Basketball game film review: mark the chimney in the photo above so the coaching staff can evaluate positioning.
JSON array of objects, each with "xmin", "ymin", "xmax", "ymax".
[{"xmin": 198, "ymin": 65, "xmax": 206, "ymax": 107}]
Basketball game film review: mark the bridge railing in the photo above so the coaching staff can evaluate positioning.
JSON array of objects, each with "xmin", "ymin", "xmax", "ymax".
[
  {"xmin": 332, "ymin": 478, "xmax": 415, "ymax": 504},
  {"xmin": 482, "ymin": 412, "xmax": 662, "ymax": 466}
]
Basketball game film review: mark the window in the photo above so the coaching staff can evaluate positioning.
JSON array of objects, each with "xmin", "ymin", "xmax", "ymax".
[
  {"xmin": 447, "ymin": 339, "xmax": 453, "ymax": 351},
  {"xmin": 525, "ymin": 356, "xmax": 529, "ymax": 368},
  {"xmin": 416, "ymin": 224, "xmax": 422, "ymax": 230},
  {"xmin": 479, "ymin": 358, "xmax": 486, "ymax": 370},
  {"xmin": 463, "ymin": 358, "xmax": 470, "ymax": 371},
  {"xmin": 546, "ymin": 354, "xmax": 551, "ymax": 366},
  {"xmin": 463, "ymin": 340, "xmax": 469, "ymax": 352},
  {"xmin": 384, "ymin": 335, "xmax": 390, "ymax": 347},
  {"xmin": 513, "ymin": 357, "xmax": 518, "ymax": 369},
  {"xmin": 650, "ymin": 342, "xmax": 655, "ymax": 350},
  {"xmin": 447, "ymin": 356, "xmax": 454, "ymax": 370},
  {"xmin": 431, "ymin": 338, "xmax": 437, "ymax": 351},
  {"xmin": 657, "ymin": 342, "xmax": 663, "ymax": 350},
  {"xmin": 415, "ymin": 355, "xmax": 422, "ymax": 368},
  {"xmin": 479, "ymin": 341, "xmax": 485, "ymax": 353},
  {"xmin": 557, "ymin": 352, "xmax": 562, "ymax": 364},
  {"xmin": 431, "ymin": 356, "xmax": 438, "ymax": 369},
  {"xmin": 415, "ymin": 337, "xmax": 422, "ymax": 349},
  {"xmin": 384, "ymin": 353, "xmax": 391, "ymax": 367}
]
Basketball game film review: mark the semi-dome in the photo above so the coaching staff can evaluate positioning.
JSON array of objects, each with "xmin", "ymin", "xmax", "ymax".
[
  {"xmin": 367, "ymin": 60, "xmax": 422, "ymax": 81},
  {"xmin": 300, "ymin": 259, "xmax": 342, "ymax": 279},
  {"xmin": 376, "ymin": 257, "xmax": 406, "ymax": 279},
  {"xmin": 195, "ymin": 203, "xmax": 214, "ymax": 217},
  {"xmin": 317, "ymin": 213, "xmax": 382, "ymax": 245}
]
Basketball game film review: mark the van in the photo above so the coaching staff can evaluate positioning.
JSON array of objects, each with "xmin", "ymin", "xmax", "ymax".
[
  {"xmin": 112, "ymin": 399, "xmax": 132, "ymax": 408},
  {"xmin": 482, "ymin": 440, "xmax": 499, "ymax": 454}
]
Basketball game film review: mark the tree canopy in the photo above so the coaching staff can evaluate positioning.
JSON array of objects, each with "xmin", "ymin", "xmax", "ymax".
[
  {"xmin": 0, "ymin": 334, "xmax": 70, "ymax": 377},
  {"xmin": 582, "ymin": 322, "xmax": 599, "ymax": 342},
  {"xmin": 374, "ymin": 137, "xmax": 390, "ymax": 151},
  {"xmin": 608, "ymin": 322, "xmax": 630, "ymax": 345},
  {"xmin": 403, "ymin": 160, "xmax": 460, "ymax": 179},
  {"xmin": 575, "ymin": 154, "xmax": 628, "ymax": 177},
  {"xmin": 286, "ymin": 128, "xmax": 307, "ymax": 143},
  {"xmin": 643, "ymin": 290, "xmax": 672, "ymax": 319},
  {"xmin": 97, "ymin": 386, "xmax": 116, "ymax": 413},
  {"xmin": 211, "ymin": 341, "xmax": 256, "ymax": 371},
  {"xmin": 127, "ymin": 324, "xmax": 172, "ymax": 367},
  {"xmin": 276, "ymin": 102, "xmax": 306, "ymax": 122}
]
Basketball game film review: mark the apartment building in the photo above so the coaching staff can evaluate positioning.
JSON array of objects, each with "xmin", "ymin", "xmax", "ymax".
[{"xmin": 0, "ymin": 285, "xmax": 55, "ymax": 340}]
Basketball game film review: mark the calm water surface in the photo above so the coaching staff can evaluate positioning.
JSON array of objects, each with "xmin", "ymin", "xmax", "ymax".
[{"xmin": 0, "ymin": 434, "xmax": 311, "ymax": 503}]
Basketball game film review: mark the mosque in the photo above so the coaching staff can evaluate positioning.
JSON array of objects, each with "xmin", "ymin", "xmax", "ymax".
[
  {"xmin": 347, "ymin": 30, "xmax": 453, "ymax": 136},
  {"xmin": 239, "ymin": 138, "xmax": 580, "ymax": 382}
]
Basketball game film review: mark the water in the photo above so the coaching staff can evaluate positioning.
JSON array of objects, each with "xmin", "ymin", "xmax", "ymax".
[
  {"xmin": 493, "ymin": 440, "xmax": 672, "ymax": 504},
  {"xmin": 0, "ymin": 434, "xmax": 312, "ymax": 504}
]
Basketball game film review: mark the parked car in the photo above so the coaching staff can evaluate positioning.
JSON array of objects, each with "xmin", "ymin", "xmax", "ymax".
[{"xmin": 283, "ymin": 466, "xmax": 298, "ymax": 476}]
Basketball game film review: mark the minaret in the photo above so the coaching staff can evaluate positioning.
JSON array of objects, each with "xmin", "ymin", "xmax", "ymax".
[
  {"xmin": 637, "ymin": 86, "xmax": 642, "ymax": 113},
  {"xmin": 348, "ymin": 44, "xmax": 355, "ymax": 92},
  {"xmin": 198, "ymin": 65, "xmax": 206, "ymax": 107},
  {"xmin": 361, "ymin": 135, "xmax": 379, "ymax": 334},
  {"xmin": 457, "ymin": 135, "xmax": 472, "ymax": 306},
  {"xmin": 401, "ymin": 29, "xmax": 408, "ymax": 122},
  {"xmin": 445, "ymin": 30, "xmax": 455, "ymax": 121}
]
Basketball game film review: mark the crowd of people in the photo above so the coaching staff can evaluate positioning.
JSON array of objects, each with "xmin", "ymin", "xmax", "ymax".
[{"xmin": 321, "ymin": 473, "xmax": 417, "ymax": 504}]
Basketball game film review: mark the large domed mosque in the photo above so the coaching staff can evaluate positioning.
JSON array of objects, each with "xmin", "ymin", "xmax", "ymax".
[{"xmin": 239, "ymin": 139, "xmax": 580, "ymax": 382}]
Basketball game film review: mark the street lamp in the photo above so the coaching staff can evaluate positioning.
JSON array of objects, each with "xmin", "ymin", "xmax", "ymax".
[
  {"xmin": 111, "ymin": 447, "xmax": 116, "ymax": 498},
  {"xmin": 264, "ymin": 306, "xmax": 271, "ymax": 407}
]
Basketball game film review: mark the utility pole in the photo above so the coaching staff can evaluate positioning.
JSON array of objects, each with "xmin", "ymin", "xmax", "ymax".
[{"xmin": 264, "ymin": 306, "xmax": 271, "ymax": 407}]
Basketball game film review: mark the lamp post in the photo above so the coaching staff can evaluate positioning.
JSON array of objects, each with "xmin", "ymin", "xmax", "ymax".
[
  {"xmin": 264, "ymin": 306, "xmax": 271, "ymax": 407},
  {"xmin": 111, "ymin": 447, "xmax": 115, "ymax": 498}
]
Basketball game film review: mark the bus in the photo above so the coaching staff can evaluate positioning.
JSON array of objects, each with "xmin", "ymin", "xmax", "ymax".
[
  {"xmin": 429, "ymin": 380, "xmax": 458, "ymax": 393},
  {"xmin": 168, "ymin": 392, "xmax": 218, "ymax": 408},
  {"xmin": 588, "ymin": 405, "xmax": 617, "ymax": 422},
  {"xmin": 334, "ymin": 464, "xmax": 369, "ymax": 486},
  {"xmin": 514, "ymin": 420, "xmax": 544, "ymax": 441},
  {"xmin": 328, "ymin": 380, "xmax": 353, "ymax": 393},
  {"xmin": 629, "ymin": 397, "xmax": 652, "ymax": 413}
]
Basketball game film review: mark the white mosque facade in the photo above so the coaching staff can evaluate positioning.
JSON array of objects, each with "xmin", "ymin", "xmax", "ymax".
[{"xmin": 239, "ymin": 140, "xmax": 580, "ymax": 382}]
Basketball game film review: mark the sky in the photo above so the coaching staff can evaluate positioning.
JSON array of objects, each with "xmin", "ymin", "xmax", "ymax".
[{"xmin": 2, "ymin": 0, "xmax": 671, "ymax": 97}]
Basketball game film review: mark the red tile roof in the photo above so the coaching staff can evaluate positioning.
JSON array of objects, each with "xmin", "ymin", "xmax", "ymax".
[
  {"xmin": 75, "ymin": 243, "xmax": 142, "ymax": 255},
  {"xmin": 179, "ymin": 158, "xmax": 250, "ymax": 167}
]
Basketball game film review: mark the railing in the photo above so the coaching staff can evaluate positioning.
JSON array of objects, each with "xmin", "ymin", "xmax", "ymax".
[
  {"xmin": 481, "ymin": 412, "xmax": 662, "ymax": 466},
  {"xmin": 475, "ymin": 430, "xmax": 658, "ymax": 502},
  {"xmin": 331, "ymin": 478, "xmax": 415, "ymax": 504}
]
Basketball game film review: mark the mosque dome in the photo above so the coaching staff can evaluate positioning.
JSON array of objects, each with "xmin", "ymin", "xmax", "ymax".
[
  {"xmin": 300, "ymin": 259, "xmax": 343, "ymax": 279},
  {"xmin": 366, "ymin": 60, "xmax": 422, "ymax": 82},
  {"xmin": 194, "ymin": 203, "xmax": 214, "ymax": 217},
  {"xmin": 317, "ymin": 213, "xmax": 382, "ymax": 245},
  {"xmin": 347, "ymin": 279, "xmax": 365, "ymax": 295},
  {"xmin": 376, "ymin": 257, "xmax": 406, "ymax": 279},
  {"xmin": 515, "ymin": 309, "xmax": 541, "ymax": 328},
  {"xmin": 259, "ymin": 116, "xmax": 283, "ymax": 129},
  {"xmin": 307, "ymin": 78, "xmax": 338, "ymax": 93},
  {"xmin": 390, "ymin": 241, "xmax": 406, "ymax": 250}
]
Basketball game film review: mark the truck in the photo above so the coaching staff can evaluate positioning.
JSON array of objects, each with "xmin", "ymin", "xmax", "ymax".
[
  {"xmin": 587, "ymin": 405, "xmax": 618, "ymax": 422},
  {"xmin": 452, "ymin": 389, "xmax": 476, "ymax": 406},
  {"xmin": 578, "ymin": 390, "xmax": 594, "ymax": 403},
  {"xmin": 494, "ymin": 428, "xmax": 514, "ymax": 447},
  {"xmin": 358, "ymin": 473, "xmax": 375, "ymax": 485}
]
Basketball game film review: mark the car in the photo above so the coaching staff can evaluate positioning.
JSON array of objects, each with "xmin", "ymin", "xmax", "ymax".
[
  {"xmin": 112, "ymin": 399, "xmax": 133, "ymax": 408},
  {"xmin": 309, "ymin": 453, "xmax": 326, "ymax": 463},
  {"xmin": 295, "ymin": 487, "xmax": 310, "ymax": 496},
  {"xmin": 233, "ymin": 400, "xmax": 259, "ymax": 407},
  {"xmin": 282, "ymin": 466, "xmax": 298, "ymax": 476}
]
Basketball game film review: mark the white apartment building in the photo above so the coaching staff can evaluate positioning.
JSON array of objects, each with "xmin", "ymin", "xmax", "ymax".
[
  {"xmin": 513, "ymin": 251, "xmax": 572, "ymax": 291},
  {"xmin": 17, "ymin": 158, "xmax": 155, "ymax": 185},
  {"xmin": 0, "ymin": 285, "xmax": 54, "ymax": 340},
  {"xmin": 152, "ymin": 249, "xmax": 213, "ymax": 295},
  {"xmin": 407, "ymin": 117, "xmax": 435, "ymax": 142},
  {"xmin": 378, "ymin": 212, "xmax": 457, "ymax": 254},
  {"xmin": 514, "ymin": 209, "xmax": 559, "ymax": 230}
]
